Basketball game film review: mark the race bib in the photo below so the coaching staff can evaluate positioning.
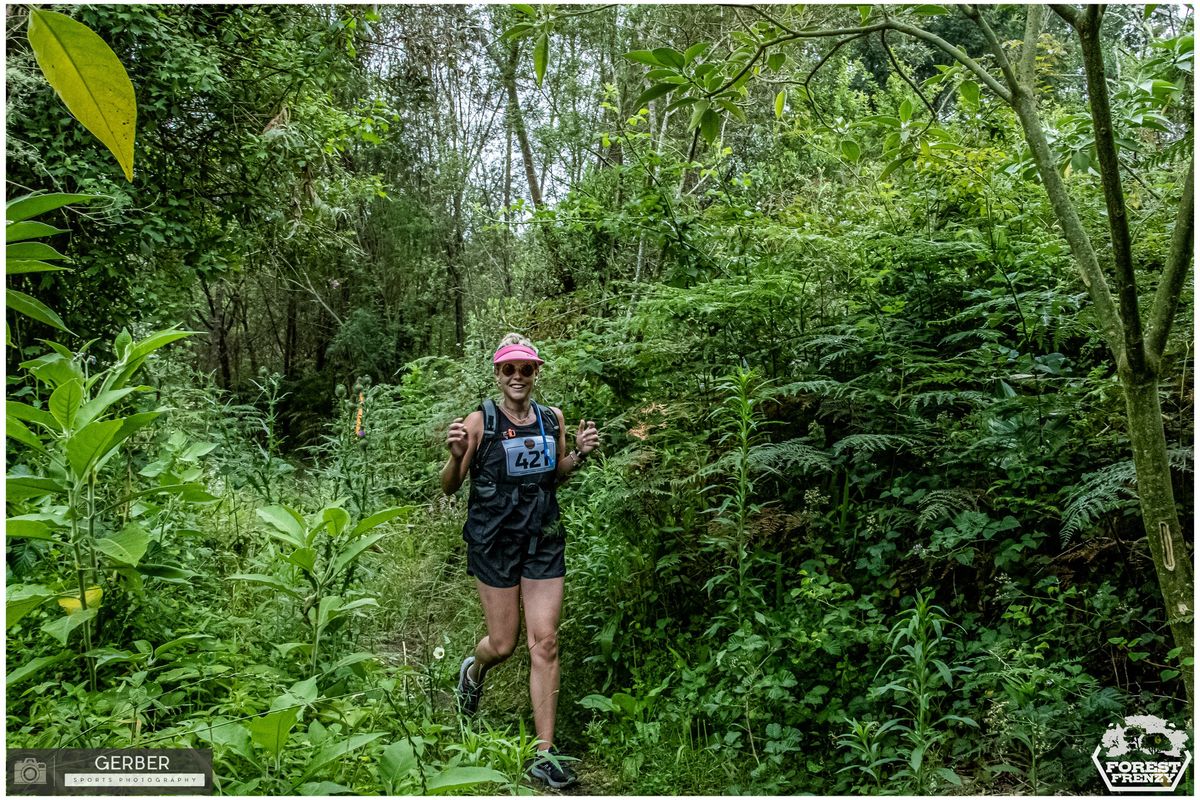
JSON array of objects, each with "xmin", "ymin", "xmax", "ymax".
[{"xmin": 501, "ymin": 435, "xmax": 556, "ymax": 476}]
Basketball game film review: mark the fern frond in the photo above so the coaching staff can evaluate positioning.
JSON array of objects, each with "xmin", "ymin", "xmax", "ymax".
[
  {"xmin": 1059, "ymin": 447, "xmax": 1193, "ymax": 545},
  {"xmin": 908, "ymin": 390, "xmax": 990, "ymax": 410},
  {"xmin": 774, "ymin": 379, "xmax": 861, "ymax": 402},
  {"xmin": 831, "ymin": 433, "xmax": 925, "ymax": 456},
  {"xmin": 917, "ymin": 489, "xmax": 980, "ymax": 532},
  {"xmin": 939, "ymin": 329, "xmax": 1004, "ymax": 346},
  {"xmin": 692, "ymin": 450, "xmax": 742, "ymax": 482},
  {"xmin": 748, "ymin": 438, "xmax": 832, "ymax": 475}
]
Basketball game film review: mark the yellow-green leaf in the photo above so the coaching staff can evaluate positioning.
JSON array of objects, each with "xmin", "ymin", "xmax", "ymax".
[
  {"xmin": 774, "ymin": 90, "xmax": 786, "ymax": 119},
  {"xmin": 57, "ymin": 586, "xmax": 103, "ymax": 614},
  {"xmin": 28, "ymin": 9, "xmax": 137, "ymax": 181}
]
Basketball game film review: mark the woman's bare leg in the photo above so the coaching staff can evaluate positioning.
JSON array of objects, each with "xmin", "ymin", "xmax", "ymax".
[
  {"xmin": 521, "ymin": 576, "xmax": 564, "ymax": 751},
  {"xmin": 473, "ymin": 579, "xmax": 521, "ymax": 680}
]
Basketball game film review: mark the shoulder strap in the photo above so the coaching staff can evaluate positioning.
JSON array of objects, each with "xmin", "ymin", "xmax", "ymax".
[
  {"xmin": 534, "ymin": 402, "xmax": 559, "ymax": 437},
  {"xmin": 480, "ymin": 398, "xmax": 499, "ymax": 440},
  {"xmin": 471, "ymin": 399, "xmax": 502, "ymax": 474}
]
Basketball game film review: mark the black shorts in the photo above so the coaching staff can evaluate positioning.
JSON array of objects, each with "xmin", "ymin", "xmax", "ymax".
[{"xmin": 467, "ymin": 527, "xmax": 565, "ymax": 589}]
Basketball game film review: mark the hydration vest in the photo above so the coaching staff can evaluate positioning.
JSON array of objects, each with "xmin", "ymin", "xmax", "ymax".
[{"xmin": 463, "ymin": 399, "xmax": 561, "ymax": 545}]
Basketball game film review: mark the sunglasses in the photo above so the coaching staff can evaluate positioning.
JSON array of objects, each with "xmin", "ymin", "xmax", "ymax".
[{"xmin": 500, "ymin": 363, "xmax": 536, "ymax": 377}]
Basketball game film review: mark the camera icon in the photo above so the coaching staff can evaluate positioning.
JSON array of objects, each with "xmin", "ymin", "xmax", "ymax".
[{"xmin": 13, "ymin": 757, "xmax": 48, "ymax": 785}]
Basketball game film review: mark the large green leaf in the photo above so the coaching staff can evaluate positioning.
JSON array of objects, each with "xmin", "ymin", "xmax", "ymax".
[
  {"xmin": 65, "ymin": 418, "xmax": 122, "ymax": 478},
  {"xmin": 246, "ymin": 706, "xmax": 299, "ymax": 759},
  {"xmin": 6, "ymin": 516, "xmax": 56, "ymax": 541},
  {"xmin": 652, "ymin": 47, "xmax": 686, "ymax": 70},
  {"xmin": 533, "ymin": 33, "xmax": 549, "ymax": 87},
  {"xmin": 5, "ymin": 193, "xmax": 96, "ymax": 223},
  {"xmin": 5, "ymin": 418, "xmax": 46, "ymax": 452},
  {"xmin": 7, "ymin": 241, "xmax": 68, "ymax": 261},
  {"xmin": 28, "ymin": 9, "xmax": 137, "ymax": 181},
  {"xmin": 5, "ymin": 221, "xmax": 66, "ymax": 242},
  {"xmin": 6, "ymin": 289, "xmax": 71, "ymax": 334},
  {"xmin": 66, "ymin": 417, "xmax": 159, "ymax": 479},
  {"xmin": 6, "ymin": 652, "xmax": 71, "ymax": 687},
  {"xmin": 21, "ymin": 351, "xmax": 83, "ymax": 388},
  {"xmin": 319, "ymin": 505, "xmax": 351, "ymax": 539},
  {"xmin": 228, "ymin": 573, "xmax": 303, "ymax": 600},
  {"xmin": 49, "ymin": 379, "xmax": 83, "ymax": 429},
  {"xmin": 296, "ymin": 732, "xmax": 386, "ymax": 784},
  {"xmin": 5, "ymin": 260, "xmax": 70, "ymax": 276},
  {"xmin": 285, "ymin": 547, "xmax": 317, "ymax": 574},
  {"xmin": 623, "ymin": 50, "xmax": 661, "ymax": 66},
  {"xmin": 135, "ymin": 562, "xmax": 199, "ymax": 583},
  {"xmin": 378, "ymin": 741, "xmax": 418, "ymax": 792},
  {"xmin": 634, "ymin": 82, "xmax": 677, "ymax": 109},
  {"xmin": 5, "ymin": 475, "xmax": 67, "ymax": 501},
  {"xmin": 42, "ymin": 606, "xmax": 97, "ymax": 645},
  {"xmin": 75, "ymin": 387, "xmax": 140, "ymax": 428},
  {"xmin": 7, "ymin": 401, "xmax": 58, "ymax": 430},
  {"xmin": 79, "ymin": 411, "xmax": 160, "ymax": 477},
  {"xmin": 332, "ymin": 532, "xmax": 389, "ymax": 574},
  {"xmin": 94, "ymin": 523, "xmax": 150, "ymax": 566},
  {"xmin": 351, "ymin": 506, "xmax": 412, "ymax": 536},
  {"xmin": 104, "ymin": 329, "xmax": 193, "ymax": 391},
  {"xmin": 6, "ymin": 584, "xmax": 54, "ymax": 629},
  {"xmin": 425, "ymin": 766, "xmax": 508, "ymax": 794},
  {"xmin": 257, "ymin": 505, "xmax": 307, "ymax": 547}
]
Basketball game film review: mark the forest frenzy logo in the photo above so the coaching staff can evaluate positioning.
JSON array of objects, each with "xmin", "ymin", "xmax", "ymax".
[{"xmin": 1092, "ymin": 715, "xmax": 1190, "ymax": 792}]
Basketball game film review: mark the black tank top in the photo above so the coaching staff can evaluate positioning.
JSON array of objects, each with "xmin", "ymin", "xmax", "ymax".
[{"xmin": 462, "ymin": 406, "xmax": 561, "ymax": 545}]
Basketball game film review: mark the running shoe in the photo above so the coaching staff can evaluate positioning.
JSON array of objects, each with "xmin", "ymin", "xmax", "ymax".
[
  {"xmin": 456, "ymin": 655, "xmax": 483, "ymax": 716},
  {"xmin": 529, "ymin": 747, "xmax": 579, "ymax": 789}
]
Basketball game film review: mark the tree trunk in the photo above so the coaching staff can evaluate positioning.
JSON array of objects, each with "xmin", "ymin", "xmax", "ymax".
[
  {"xmin": 1121, "ymin": 369, "xmax": 1194, "ymax": 704},
  {"xmin": 1006, "ymin": 6, "xmax": 1194, "ymax": 709},
  {"xmin": 505, "ymin": 40, "xmax": 543, "ymax": 209},
  {"xmin": 200, "ymin": 275, "xmax": 232, "ymax": 390},
  {"xmin": 283, "ymin": 293, "xmax": 297, "ymax": 377},
  {"xmin": 502, "ymin": 114, "xmax": 514, "ymax": 296},
  {"xmin": 447, "ymin": 190, "xmax": 466, "ymax": 350}
]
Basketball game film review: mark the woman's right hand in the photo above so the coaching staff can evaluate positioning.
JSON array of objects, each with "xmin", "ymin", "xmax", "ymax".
[{"xmin": 447, "ymin": 417, "xmax": 469, "ymax": 460}]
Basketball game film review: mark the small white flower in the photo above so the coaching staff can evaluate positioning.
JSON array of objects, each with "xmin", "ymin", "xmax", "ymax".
[{"xmin": 432, "ymin": 647, "xmax": 445, "ymax": 660}]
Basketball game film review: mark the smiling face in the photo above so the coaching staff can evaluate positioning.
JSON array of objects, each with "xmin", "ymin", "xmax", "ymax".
[{"xmin": 495, "ymin": 360, "xmax": 538, "ymax": 405}]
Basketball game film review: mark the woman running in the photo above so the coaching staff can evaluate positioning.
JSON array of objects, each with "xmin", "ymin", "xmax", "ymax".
[{"xmin": 441, "ymin": 333, "xmax": 600, "ymax": 789}]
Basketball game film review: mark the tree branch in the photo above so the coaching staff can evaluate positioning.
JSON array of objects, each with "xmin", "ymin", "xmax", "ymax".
[
  {"xmin": 1146, "ymin": 158, "xmax": 1195, "ymax": 363},
  {"xmin": 1007, "ymin": 88, "xmax": 1126, "ymax": 358},
  {"xmin": 802, "ymin": 32, "xmax": 871, "ymax": 129},
  {"xmin": 885, "ymin": 18, "xmax": 1012, "ymax": 103},
  {"xmin": 735, "ymin": 9, "xmax": 1012, "ymax": 104},
  {"xmin": 1017, "ymin": 4, "xmax": 1044, "ymax": 88},
  {"xmin": 1049, "ymin": 4, "xmax": 1081, "ymax": 29},
  {"xmin": 1078, "ymin": 9, "xmax": 1146, "ymax": 375},
  {"xmin": 961, "ymin": 5, "xmax": 1019, "ymax": 94},
  {"xmin": 880, "ymin": 29, "xmax": 938, "ymax": 133}
]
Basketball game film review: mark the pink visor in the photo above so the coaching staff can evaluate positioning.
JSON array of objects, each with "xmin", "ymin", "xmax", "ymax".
[{"xmin": 493, "ymin": 343, "xmax": 544, "ymax": 365}]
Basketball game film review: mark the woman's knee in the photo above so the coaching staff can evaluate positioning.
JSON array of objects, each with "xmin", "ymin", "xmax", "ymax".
[
  {"xmin": 489, "ymin": 632, "xmax": 519, "ymax": 660},
  {"xmin": 528, "ymin": 631, "xmax": 559, "ymax": 663}
]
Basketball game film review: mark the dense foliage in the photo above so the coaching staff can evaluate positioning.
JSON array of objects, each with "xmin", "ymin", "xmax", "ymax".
[{"xmin": 6, "ymin": 4, "xmax": 1194, "ymax": 795}]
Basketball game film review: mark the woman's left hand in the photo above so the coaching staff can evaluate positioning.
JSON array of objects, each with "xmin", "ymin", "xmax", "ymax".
[{"xmin": 575, "ymin": 419, "xmax": 600, "ymax": 455}]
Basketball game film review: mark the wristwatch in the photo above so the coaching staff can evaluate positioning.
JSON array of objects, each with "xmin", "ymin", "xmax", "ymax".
[{"xmin": 572, "ymin": 448, "xmax": 588, "ymax": 464}]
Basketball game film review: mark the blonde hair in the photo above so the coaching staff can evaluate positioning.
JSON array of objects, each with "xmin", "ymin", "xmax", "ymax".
[{"xmin": 496, "ymin": 332, "xmax": 534, "ymax": 350}]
